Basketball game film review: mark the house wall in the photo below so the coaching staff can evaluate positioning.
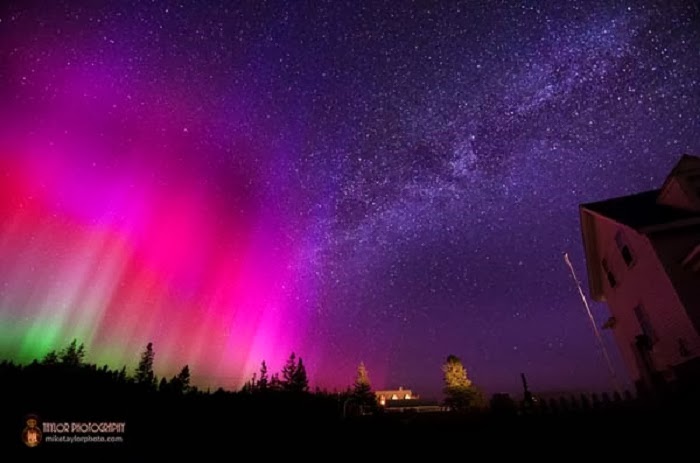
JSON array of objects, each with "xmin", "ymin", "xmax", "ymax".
[
  {"xmin": 650, "ymin": 225, "xmax": 700, "ymax": 337},
  {"xmin": 593, "ymin": 216, "xmax": 700, "ymax": 383}
]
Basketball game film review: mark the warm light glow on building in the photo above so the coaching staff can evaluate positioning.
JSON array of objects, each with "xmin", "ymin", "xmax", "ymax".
[{"xmin": 375, "ymin": 388, "xmax": 417, "ymax": 405}]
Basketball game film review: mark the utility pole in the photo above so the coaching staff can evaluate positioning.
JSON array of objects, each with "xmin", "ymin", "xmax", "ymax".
[{"xmin": 564, "ymin": 252, "xmax": 621, "ymax": 393}]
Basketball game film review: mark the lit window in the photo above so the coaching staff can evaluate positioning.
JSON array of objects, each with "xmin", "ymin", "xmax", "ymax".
[
  {"xmin": 602, "ymin": 259, "xmax": 617, "ymax": 288},
  {"xmin": 391, "ymin": 394, "xmax": 398, "ymax": 400},
  {"xmin": 615, "ymin": 231, "xmax": 634, "ymax": 267},
  {"xmin": 404, "ymin": 393, "xmax": 411, "ymax": 400}
]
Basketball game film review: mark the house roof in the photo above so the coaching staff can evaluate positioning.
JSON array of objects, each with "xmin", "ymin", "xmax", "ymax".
[
  {"xmin": 660, "ymin": 154, "xmax": 700, "ymax": 190},
  {"xmin": 581, "ymin": 189, "xmax": 700, "ymax": 232},
  {"xmin": 579, "ymin": 155, "xmax": 700, "ymax": 301},
  {"xmin": 580, "ymin": 189, "xmax": 700, "ymax": 302}
]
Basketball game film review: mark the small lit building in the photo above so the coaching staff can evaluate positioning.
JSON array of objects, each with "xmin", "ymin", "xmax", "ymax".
[
  {"xmin": 580, "ymin": 154, "xmax": 700, "ymax": 393},
  {"xmin": 375, "ymin": 387, "xmax": 443, "ymax": 413},
  {"xmin": 375, "ymin": 386, "xmax": 414, "ymax": 406}
]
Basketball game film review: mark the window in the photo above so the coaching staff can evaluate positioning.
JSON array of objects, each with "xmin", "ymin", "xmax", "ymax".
[
  {"xmin": 391, "ymin": 394, "xmax": 398, "ymax": 400},
  {"xmin": 615, "ymin": 231, "xmax": 634, "ymax": 267},
  {"xmin": 601, "ymin": 259, "xmax": 617, "ymax": 288},
  {"xmin": 633, "ymin": 304, "xmax": 655, "ymax": 343}
]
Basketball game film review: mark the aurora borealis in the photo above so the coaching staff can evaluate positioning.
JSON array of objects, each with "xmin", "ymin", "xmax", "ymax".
[{"xmin": 1, "ymin": 1, "xmax": 700, "ymax": 396}]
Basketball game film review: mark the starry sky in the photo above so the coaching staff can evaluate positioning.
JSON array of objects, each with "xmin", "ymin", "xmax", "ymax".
[{"xmin": 1, "ymin": 0, "xmax": 699, "ymax": 397}]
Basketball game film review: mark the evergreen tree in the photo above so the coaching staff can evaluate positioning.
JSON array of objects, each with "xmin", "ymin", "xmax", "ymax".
[
  {"xmin": 42, "ymin": 350, "xmax": 59, "ymax": 366},
  {"xmin": 291, "ymin": 357, "xmax": 309, "ymax": 392},
  {"xmin": 158, "ymin": 377, "xmax": 168, "ymax": 393},
  {"xmin": 443, "ymin": 355, "xmax": 472, "ymax": 389},
  {"xmin": 241, "ymin": 370, "xmax": 257, "ymax": 393},
  {"xmin": 60, "ymin": 339, "xmax": 85, "ymax": 367},
  {"xmin": 135, "ymin": 342, "xmax": 156, "ymax": 388},
  {"xmin": 269, "ymin": 373, "xmax": 282, "ymax": 391},
  {"xmin": 170, "ymin": 365, "xmax": 191, "ymax": 394},
  {"xmin": 258, "ymin": 361, "xmax": 269, "ymax": 391},
  {"xmin": 442, "ymin": 354, "xmax": 484, "ymax": 411},
  {"xmin": 353, "ymin": 361, "xmax": 371, "ymax": 393},
  {"xmin": 353, "ymin": 362, "xmax": 375, "ymax": 408},
  {"xmin": 117, "ymin": 366, "xmax": 128, "ymax": 383},
  {"xmin": 282, "ymin": 352, "xmax": 297, "ymax": 389}
]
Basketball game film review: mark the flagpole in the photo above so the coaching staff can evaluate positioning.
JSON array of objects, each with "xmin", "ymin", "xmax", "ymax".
[{"xmin": 564, "ymin": 252, "xmax": 621, "ymax": 393}]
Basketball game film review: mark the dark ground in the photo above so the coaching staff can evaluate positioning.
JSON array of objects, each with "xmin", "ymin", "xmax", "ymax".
[
  {"xmin": 4, "ymin": 397, "xmax": 698, "ymax": 460},
  {"xmin": 2, "ymin": 362, "xmax": 698, "ymax": 460}
]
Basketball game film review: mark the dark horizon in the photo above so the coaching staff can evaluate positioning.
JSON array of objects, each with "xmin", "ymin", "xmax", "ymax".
[{"xmin": 4, "ymin": 351, "xmax": 696, "ymax": 459}]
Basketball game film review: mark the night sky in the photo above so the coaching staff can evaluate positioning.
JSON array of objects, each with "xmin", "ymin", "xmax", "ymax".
[{"xmin": 1, "ymin": 1, "xmax": 699, "ymax": 397}]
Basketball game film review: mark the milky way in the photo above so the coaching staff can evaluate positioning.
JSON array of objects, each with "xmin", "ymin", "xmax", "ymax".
[{"xmin": 1, "ymin": 1, "xmax": 699, "ymax": 396}]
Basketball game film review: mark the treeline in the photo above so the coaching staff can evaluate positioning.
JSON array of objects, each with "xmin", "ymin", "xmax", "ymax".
[
  {"xmin": 0, "ymin": 340, "xmax": 353, "ymax": 457},
  {"xmin": 0, "ymin": 342, "xmax": 490, "ymax": 411},
  {"xmin": 4, "ymin": 341, "xmax": 654, "ymax": 416},
  {"xmin": 1, "ymin": 340, "xmax": 197, "ymax": 396},
  {"xmin": 1, "ymin": 340, "xmax": 325, "ymax": 399},
  {"xmin": 240, "ymin": 353, "xmax": 309, "ymax": 394}
]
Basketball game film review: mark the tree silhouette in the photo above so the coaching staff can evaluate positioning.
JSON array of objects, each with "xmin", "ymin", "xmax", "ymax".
[
  {"xmin": 269, "ymin": 373, "xmax": 282, "ymax": 391},
  {"xmin": 117, "ymin": 366, "xmax": 128, "ymax": 383},
  {"xmin": 60, "ymin": 339, "xmax": 85, "ymax": 367},
  {"xmin": 281, "ymin": 353, "xmax": 309, "ymax": 392},
  {"xmin": 282, "ymin": 352, "xmax": 297, "ymax": 389},
  {"xmin": 292, "ymin": 357, "xmax": 309, "ymax": 393},
  {"xmin": 241, "ymin": 380, "xmax": 253, "ymax": 394},
  {"xmin": 42, "ymin": 350, "xmax": 59, "ymax": 366},
  {"xmin": 258, "ymin": 360, "xmax": 269, "ymax": 391},
  {"xmin": 442, "ymin": 354, "xmax": 484, "ymax": 411},
  {"xmin": 135, "ymin": 342, "xmax": 156, "ymax": 388},
  {"xmin": 170, "ymin": 365, "xmax": 191, "ymax": 394},
  {"xmin": 241, "ymin": 371, "xmax": 258, "ymax": 393}
]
